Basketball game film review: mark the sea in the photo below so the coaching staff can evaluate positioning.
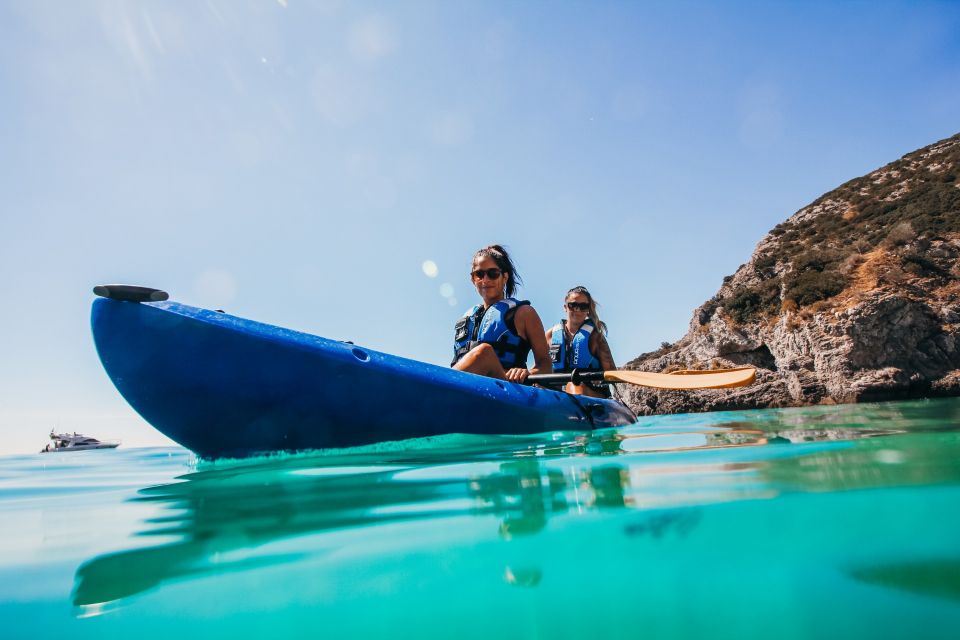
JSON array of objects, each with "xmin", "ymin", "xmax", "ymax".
[{"xmin": 2, "ymin": 398, "xmax": 959, "ymax": 639}]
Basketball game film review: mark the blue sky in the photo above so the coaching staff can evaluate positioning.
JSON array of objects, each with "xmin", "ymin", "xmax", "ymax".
[{"xmin": 1, "ymin": 1, "xmax": 958, "ymax": 454}]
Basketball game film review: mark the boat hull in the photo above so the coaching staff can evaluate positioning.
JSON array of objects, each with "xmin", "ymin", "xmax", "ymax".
[
  {"xmin": 41, "ymin": 444, "xmax": 120, "ymax": 453},
  {"xmin": 91, "ymin": 299, "xmax": 635, "ymax": 458}
]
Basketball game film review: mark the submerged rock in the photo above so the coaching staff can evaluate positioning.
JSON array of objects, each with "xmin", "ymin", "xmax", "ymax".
[{"xmin": 623, "ymin": 133, "xmax": 960, "ymax": 415}]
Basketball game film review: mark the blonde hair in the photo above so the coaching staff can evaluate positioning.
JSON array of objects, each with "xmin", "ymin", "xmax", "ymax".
[{"xmin": 566, "ymin": 286, "xmax": 607, "ymax": 335}]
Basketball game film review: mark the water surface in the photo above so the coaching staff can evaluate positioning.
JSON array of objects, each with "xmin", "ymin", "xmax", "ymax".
[{"xmin": 2, "ymin": 399, "xmax": 960, "ymax": 638}]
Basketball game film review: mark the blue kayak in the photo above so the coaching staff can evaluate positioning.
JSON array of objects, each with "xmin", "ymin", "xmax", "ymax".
[{"xmin": 91, "ymin": 288, "xmax": 636, "ymax": 458}]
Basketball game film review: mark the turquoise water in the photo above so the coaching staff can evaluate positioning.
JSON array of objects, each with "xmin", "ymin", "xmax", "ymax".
[{"xmin": 2, "ymin": 399, "xmax": 960, "ymax": 639}]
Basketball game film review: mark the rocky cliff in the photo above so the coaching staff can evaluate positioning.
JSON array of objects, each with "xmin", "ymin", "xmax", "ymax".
[{"xmin": 622, "ymin": 133, "xmax": 960, "ymax": 415}]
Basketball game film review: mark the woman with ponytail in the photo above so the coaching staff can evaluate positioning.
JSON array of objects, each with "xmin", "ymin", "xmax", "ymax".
[
  {"xmin": 451, "ymin": 245, "xmax": 553, "ymax": 383},
  {"xmin": 545, "ymin": 286, "xmax": 616, "ymax": 397}
]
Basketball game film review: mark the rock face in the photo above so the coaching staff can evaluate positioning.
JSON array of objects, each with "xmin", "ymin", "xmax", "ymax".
[{"xmin": 622, "ymin": 133, "xmax": 960, "ymax": 416}]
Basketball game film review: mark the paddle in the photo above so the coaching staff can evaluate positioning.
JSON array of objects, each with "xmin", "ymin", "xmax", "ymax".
[{"xmin": 527, "ymin": 366, "xmax": 756, "ymax": 390}]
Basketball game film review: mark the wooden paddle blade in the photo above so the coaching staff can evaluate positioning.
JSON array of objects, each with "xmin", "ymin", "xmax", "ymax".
[
  {"xmin": 603, "ymin": 367, "xmax": 756, "ymax": 389},
  {"xmin": 667, "ymin": 367, "xmax": 757, "ymax": 376}
]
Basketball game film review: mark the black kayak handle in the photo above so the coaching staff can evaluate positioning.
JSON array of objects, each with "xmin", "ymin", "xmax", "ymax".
[
  {"xmin": 93, "ymin": 284, "xmax": 169, "ymax": 303},
  {"xmin": 527, "ymin": 369, "xmax": 606, "ymax": 385}
]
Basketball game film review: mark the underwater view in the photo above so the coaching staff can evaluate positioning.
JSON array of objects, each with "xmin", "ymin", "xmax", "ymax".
[{"xmin": 3, "ymin": 398, "xmax": 960, "ymax": 639}]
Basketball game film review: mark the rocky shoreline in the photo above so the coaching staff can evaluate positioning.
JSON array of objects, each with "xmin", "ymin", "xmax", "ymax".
[{"xmin": 621, "ymin": 133, "xmax": 960, "ymax": 416}]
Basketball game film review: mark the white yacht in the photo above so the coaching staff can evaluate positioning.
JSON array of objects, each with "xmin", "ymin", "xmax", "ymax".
[{"xmin": 40, "ymin": 431, "xmax": 120, "ymax": 453}]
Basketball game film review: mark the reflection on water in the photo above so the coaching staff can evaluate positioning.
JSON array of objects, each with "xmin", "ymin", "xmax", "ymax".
[
  {"xmin": 849, "ymin": 559, "xmax": 960, "ymax": 602},
  {"xmin": 622, "ymin": 509, "xmax": 701, "ymax": 539},
  {"xmin": 70, "ymin": 399, "xmax": 960, "ymax": 620},
  {"xmin": 75, "ymin": 450, "xmax": 646, "ymax": 608}
]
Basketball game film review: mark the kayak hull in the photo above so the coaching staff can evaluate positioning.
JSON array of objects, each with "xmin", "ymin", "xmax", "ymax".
[{"xmin": 91, "ymin": 299, "xmax": 636, "ymax": 458}]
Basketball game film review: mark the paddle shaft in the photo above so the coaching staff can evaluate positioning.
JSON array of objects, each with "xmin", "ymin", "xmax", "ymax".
[{"xmin": 527, "ymin": 369, "xmax": 606, "ymax": 386}]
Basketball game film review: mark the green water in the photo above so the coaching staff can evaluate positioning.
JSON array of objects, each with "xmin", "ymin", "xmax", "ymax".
[{"xmin": 2, "ymin": 398, "xmax": 960, "ymax": 638}]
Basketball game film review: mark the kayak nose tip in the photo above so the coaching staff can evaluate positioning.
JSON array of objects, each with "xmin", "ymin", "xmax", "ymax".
[{"xmin": 93, "ymin": 284, "xmax": 169, "ymax": 303}]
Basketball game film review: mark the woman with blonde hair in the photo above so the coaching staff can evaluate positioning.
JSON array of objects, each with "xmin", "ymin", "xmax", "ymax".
[{"xmin": 544, "ymin": 286, "xmax": 616, "ymax": 397}]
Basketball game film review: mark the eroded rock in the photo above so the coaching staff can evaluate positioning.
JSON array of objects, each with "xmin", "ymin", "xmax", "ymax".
[{"xmin": 622, "ymin": 133, "xmax": 960, "ymax": 415}]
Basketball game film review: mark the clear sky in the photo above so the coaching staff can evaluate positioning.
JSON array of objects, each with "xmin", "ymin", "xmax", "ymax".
[{"xmin": 1, "ymin": 0, "xmax": 958, "ymax": 455}]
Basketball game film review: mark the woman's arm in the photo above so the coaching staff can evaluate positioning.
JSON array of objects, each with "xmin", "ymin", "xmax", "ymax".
[
  {"xmin": 591, "ymin": 330, "xmax": 616, "ymax": 370},
  {"xmin": 508, "ymin": 305, "xmax": 553, "ymax": 382}
]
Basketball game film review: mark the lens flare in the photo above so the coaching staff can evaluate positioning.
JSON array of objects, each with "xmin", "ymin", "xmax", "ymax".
[{"xmin": 421, "ymin": 260, "xmax": 439, "ymax": 278}]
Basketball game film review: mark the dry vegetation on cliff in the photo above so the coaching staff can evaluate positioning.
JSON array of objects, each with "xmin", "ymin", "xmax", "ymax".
[
  {"xmin": 623, "ymin": 133, "xmax": 960, "ymax": 415},
  {"xmin": 723, "ymin": 133, "xmax": 960, "ymax": 324}
]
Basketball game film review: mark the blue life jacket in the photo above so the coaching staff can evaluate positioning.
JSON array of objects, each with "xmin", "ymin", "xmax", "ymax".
[
  {"xmin": 549, "ymin": 319, "xmax": 602, "ymax": 372},
  {"xmin": 452, "ymin": 298, "xmax": 532, "ymax": 369}
]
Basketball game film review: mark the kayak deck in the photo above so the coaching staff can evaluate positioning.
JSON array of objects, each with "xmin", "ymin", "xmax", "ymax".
[{"xmin": 91, "ymin": 298, "xmax": 636, "ymax": 458}]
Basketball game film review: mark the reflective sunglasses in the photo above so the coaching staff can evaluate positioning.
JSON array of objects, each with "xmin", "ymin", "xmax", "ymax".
[
  {"xmin": 471, "ymin": 268, "xmax": 503, "ymax": 280},
  {"xmin": 565, "ymin": 301, "xmax": 589, "ymax": 311}
]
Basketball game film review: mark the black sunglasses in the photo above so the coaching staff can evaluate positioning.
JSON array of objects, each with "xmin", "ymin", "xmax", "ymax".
[
  {"xmin": 566, "ymin": 302, "xmax": 589, "ymax": 311},
  {"xmin": 471, "ymin": 268, "xmax": 503, "ymax": 280}
]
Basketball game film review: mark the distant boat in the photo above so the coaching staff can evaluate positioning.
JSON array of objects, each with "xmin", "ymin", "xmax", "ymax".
[{"xmin": 40, "ymin": 431, "xmax": 120, "ymax": 453}]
